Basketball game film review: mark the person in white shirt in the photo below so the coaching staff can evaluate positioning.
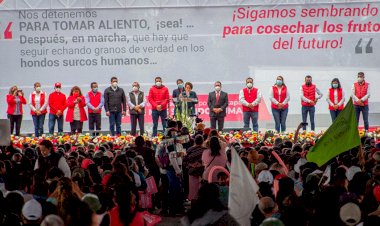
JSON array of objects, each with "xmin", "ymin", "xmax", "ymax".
[
  {"xmin": 269, "ymin": 76, "xmax": 290, "ymax": 133},
  {"xmin": 29, "ymin": 82, "xmax": 48, "ymax": 137},
  {"xmin": 326, "ymin": 78, "xmax": 345, "ymax": 122},
  {"xmin": 127, "ymin": 82, "xmax": 146, "ymax": 136}
]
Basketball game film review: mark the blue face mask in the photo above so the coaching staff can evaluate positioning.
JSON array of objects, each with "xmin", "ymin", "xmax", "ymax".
[
  {"xmin": 332, "ymin": 83, "xmax": 338, "ymax": 89},
  {"xmin": 178, "ymin": 84, "xmax": 184, "ymax": 89},
  {"xmin": 276, "ymin": 80, "xmax": 283, "ymax": 86}
]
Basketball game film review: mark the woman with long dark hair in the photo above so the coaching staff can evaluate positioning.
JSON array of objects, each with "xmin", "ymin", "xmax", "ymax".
[
  {"xmin": 326, "ymin": 78, "xmax": 345, "ymax": 122},
  {"xmin": 202, "ymin": 136, "xmax": 227, "ymax": 183},
  {"xmin": 66, "ymin": 86, "xmax": 87, "ymax": 134},
  {"xmin": 109, "ymin": 183, "xmax": 143, "ymax": 226}
]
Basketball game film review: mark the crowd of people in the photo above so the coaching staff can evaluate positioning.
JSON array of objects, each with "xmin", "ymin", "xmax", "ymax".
[
  {"xmin": 6, "ymin": 72, "xmax": 371, "ymax": 137},
  {"xmin": 0, "ymin": 117, "xmax": 379, "ymax": 225}
]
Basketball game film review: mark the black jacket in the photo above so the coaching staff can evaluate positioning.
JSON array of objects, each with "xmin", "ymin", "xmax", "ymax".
[{"xmin": 104, "ymin": 86, "xmax": 127, "ymax": 112}]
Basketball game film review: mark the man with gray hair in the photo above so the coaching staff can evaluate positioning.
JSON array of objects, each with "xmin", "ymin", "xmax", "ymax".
[
  {"xmin": 258, "ymin": 196, "xmax": 278, "ymax": 219},
  {"xmin": 128, "ymin": 81, "xmax": 146, "ymax": 136}
]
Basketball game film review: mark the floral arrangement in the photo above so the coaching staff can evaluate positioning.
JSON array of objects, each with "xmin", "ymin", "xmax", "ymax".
[
  {"xmin": 174, "ymin": 101, "xmax": 194, "ymax": 133},
  {"xmin": 8, "ymin": 128, "xmax": 379, "ymax": 149}
]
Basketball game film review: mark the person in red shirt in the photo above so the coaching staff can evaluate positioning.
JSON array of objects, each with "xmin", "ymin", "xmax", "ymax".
[
  {"xmin": 6, "ymin": 85, "xmax": 27, "ymax": 136},
  {"xmin": 29, "ymin": 82, "xmax": 48, "ymax": 137},
  {"xmin": 66, "ymin": 86, "xmax": 87, "ymax": 134},
  {"xmin": 269, "ymin": 76, "xmax": 290, "ymax": 133},
  {"xmin": 239, "ymin": 77, "xmax": 261, "ymax": 132},
  {"xmin": 326, "ymin": 78, "xmax": 345, "ymax": 122},
  {"xmin": 48, "ymin": 82, "xmax": 67, "ymax": 134},
  {"xmin": 85, "ymin": 82, "xmax": 104, "ymax": 136},
  {"xmin": 300, "ymin": 75, "xmax": 323, "ymax": 131},
  {"xmin": 148, "ymin": 77, "xmax": 169, "ymax": 136},
  {"xmin": 352, "ymin": 72, "xmax": 371, "ymax": 131}
]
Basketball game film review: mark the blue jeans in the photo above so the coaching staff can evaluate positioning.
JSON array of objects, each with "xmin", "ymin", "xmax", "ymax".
[
  {"xmin": 109, "ymin": 111, "xmax": 122, "ymax": 136},
  {"xmin": 329, "ymin": 110, "xmax": 342, "ymax": 122},
  {"xmin": 32, "ymin": 114, "xmax": 45, "ymax": 137},
  {"xmin": 48, "ymin": 114, "xmax": 63, "ymax": 134},
  {"xmin": 152, "ymin": 109, "xmax": 167, "ymax": 137},
  {"xmin": 166, "ymin": 168, "xmax": 183, "ymax": 214},
  {"xmin": 302, "ymin": 106, "xmax": 315, "ymax": 130},
  {"xmin": 243, "ymin": 111, "xmax": 258, "ymax": 132},
  {"xmin": 354, "ymin": 105, "xmax": 369, "ymax": 130},
  {"xmin": 272, "ymin": 108, "xmax": 288, "ymax": 133}
]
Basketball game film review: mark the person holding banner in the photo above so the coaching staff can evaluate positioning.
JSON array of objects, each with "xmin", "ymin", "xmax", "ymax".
[
  {"xmin": 326, "ymin": 78, "xmax": 345, "ymax": 122},
  {"xmin": 352, "ymin": 72, "xmax": 370, "ymax": 131},
  {"xmin": 104, "ymin": 77, "xmax": 127, "ymax": 136},
  {"xmin": 172, "ymin": 78, "xmax": 184, "ymax": 115},
  {"xmin": 29, "ymin": 82, "xmax": 48, "ymax": 137},
  {"xmin": 128, "ymin": 82, "xmax": 146, "ymax": 136},
  {"xmin": 6, "ymin": 86, "xmax": 27, "ymax": 136},
  {"xmin": 300, "ymin": 75, "xmax": 323, "ymax": 131},
  {"xmin": 148, "ymin": 77, "xmax": 169, "ymax": 137},
  {"xmin": 48, "ymin": 82, "xmax": 66, "ymax": 134},
  {"xmin": 66, "ymin": 86, "xmax": 87, "ymax": 134},
  {"xmin": 208, "ymin": 81, "xmax": 228, "ymax": 131},
  {"xmin": 86, "ymin": 82, "xmax": 104, "ymax": 136},
  {"xmin": 239, "ymin": 77, "xmax": 261, "ymax": 132},
  {"xmin": 269, "ymin": 76, "xmax": 289, "ymax": 133},
  {"xmin": 181, "ymin": 82, "xmax": 198, "ymax": 116}
]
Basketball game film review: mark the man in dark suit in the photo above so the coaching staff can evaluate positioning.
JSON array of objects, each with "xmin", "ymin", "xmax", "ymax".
[{"xmin": 207, "ymin": 81, "xmax": 229, "ymax": 131}]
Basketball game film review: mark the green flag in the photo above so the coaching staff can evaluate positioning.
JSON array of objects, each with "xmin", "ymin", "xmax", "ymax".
[{"xmin": 307, "ymin": 98, "xmax": 360, "ymax": 167}]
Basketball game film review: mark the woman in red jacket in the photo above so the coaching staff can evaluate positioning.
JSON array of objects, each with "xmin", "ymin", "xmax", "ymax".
[
  {"xmin": 66, "ymin": 86, "xmax": 87, "ymax": 134},
  {"xmin": 6, "ymin": 86, "xmax": 27, "ymax": 136}
]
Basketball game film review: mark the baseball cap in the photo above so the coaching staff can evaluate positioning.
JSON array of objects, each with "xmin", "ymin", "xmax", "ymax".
[
  {"xmin": 54, "ymin": 82, "xmax": 62, "ymax": 88},
  {"xmin": 82, "ymin": 193, "xmax": 101, "ymax": 213},
  {"xmin": 22, "ymin": 199, "xmax": 42, "ymax": 221},
  {"xmin": 340, "ymin": 202, "xmax": 361, "ymax": 226}
]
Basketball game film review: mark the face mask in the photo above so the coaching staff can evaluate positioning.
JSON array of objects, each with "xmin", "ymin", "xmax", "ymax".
[
  {"xmin": 92, "ymin": 88, "xmax": 98, "ymax": 93},
  {"xmin": 215, "ymin": 86, "xmax": 221, "ymax": 92},
  {"xmin": 73, "ymin": 91, "xmax": 79, "ymax": 97},
  {"xmin": 306, "ymin": 81, "xmax": 311, "ymax": 86},
  {"xmin": 112, "ymin": 82, "xmax": 118, "ymax": 88},
  {"xmin": 55, "ymin": 88, "xmax": 61, "ymax": 93},
  {"xmin": 246, "ymin": 83, "xmax": 253, "ymax": 89},
  {"xmin": 156, "ymin": 82, "xmax": 162, "ymax": 87},
  {"xmin": 357, "ymin": 77, "xmax": 364, "ymax": 83},
  {"xmin": 178, "ymin": 84, "xmax": 184, "ymax": 89},
  {"xmin": 132, "ymin": 86, "xmax": 139, "ymax": 92},
  {"xmin": 332, "ymin": 84, "xmax": 338, "ymax": 89},
  {"xmin": 35, "ymin": 87, "xmax": 41, "ymax": 92},
  {"xmin": 276, "ymin": 80, "xmax": 283, "ymax": 86}
]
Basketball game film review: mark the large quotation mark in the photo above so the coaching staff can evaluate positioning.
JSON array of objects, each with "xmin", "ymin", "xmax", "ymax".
[
  {"xmin": 355, "ymin": 38, "xmax": 373, "ymax": 54},
  {"xmin": 4, "ymin": 22, "xmax": 12, "ymax": 39}
]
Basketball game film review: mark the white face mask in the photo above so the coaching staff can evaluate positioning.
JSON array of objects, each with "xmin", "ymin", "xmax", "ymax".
[
  {"xmin": 246, "ymin": 83, "xmax": 253, "ymax": 88},
  {"xmin": 132, "ymin": 86, "xmax": 139, "ymax": 92},
  {"xmin": 112, "ymin": 82, "xmax": 118, "ymax": 88},
  {"xmin": 215, "ymin": 86, "xmax": 221, "ymax": 92},
  {"xmin": 35, "ymin": 87, "xmax": 41, "ymax": 92},
  {"xmin": 156, "ymin": 82, "xmax": 162, "ymax": 87},
  {"xmin": 55, "ymin": 88, "xmax": 61, "ymax": 93},
  {"xmin": 357, "ymin": 77, "xmax": 364, "ymax": 83}
]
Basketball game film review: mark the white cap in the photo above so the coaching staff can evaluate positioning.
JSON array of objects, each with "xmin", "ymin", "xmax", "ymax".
[
  {"xmin": 340, "ymin": 202, "xmax": 361, "ymax": 226},
  {"xmin": 22, "ymin": 199, "xmax": 42, "ymax": 221},
  {"xmin": 258, "ymin": 170, "xmax": 274, "ymax": 184}
]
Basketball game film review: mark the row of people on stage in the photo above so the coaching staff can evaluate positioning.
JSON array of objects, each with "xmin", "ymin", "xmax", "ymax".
[{"xmin": 6, "ymin": 72, "xmax": 370, "ymax": 137}]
